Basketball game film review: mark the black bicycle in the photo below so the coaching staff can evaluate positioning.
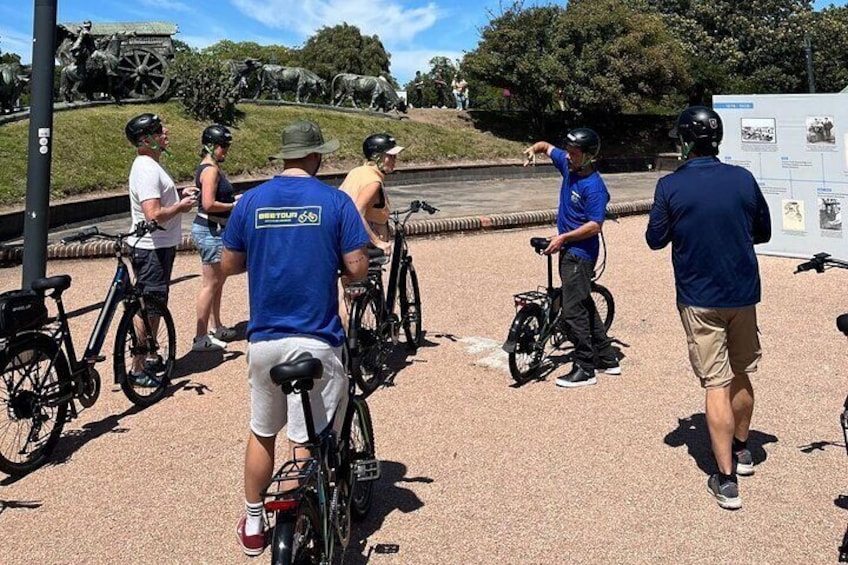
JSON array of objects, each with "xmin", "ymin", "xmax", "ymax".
[
  {"xmin": 263, "ymin": 354, "xmax": 379, "ymax": 564},
  {"xmin": 795, "ymin": 252, "xmax": 848, "ymax": 454},
  {"xmin": 502, "ymin": 237, "xmax": 615, "ymax": 383},
  {"xmin": 0, "ymin": 221, "xmax": 176, "ymax": 475},
  {"xmin": 345, "ymin": 200, "xmax": 438, "ymax": 396}
]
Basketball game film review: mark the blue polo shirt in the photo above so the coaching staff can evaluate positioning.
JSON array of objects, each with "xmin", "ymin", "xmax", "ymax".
[
  {"xmin": 551, "ymin": 147, "xmax": 609, "ymax": 262},
  {"xmin": 222, "ymin": 176, "xmax": 369, "ymax": 346},
  {"xmin": 645, "ymin": 157, "xmax": 771, "ymax": 308}
]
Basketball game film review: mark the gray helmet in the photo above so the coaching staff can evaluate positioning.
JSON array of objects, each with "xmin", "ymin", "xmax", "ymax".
[
  {"xmin": 564, "ymin": 128, "xmax": 601, "ymax": 157},
  {"xmin": 673, "ymin": 106, "xmax": 723, "ymax": 155},
  {"xmin": 125, "ymin": 113, "xmax": 163, "ymax": 145},
  {"xmin": 202, "ymin": 124, "xmax": 233, "ymax": 148}
]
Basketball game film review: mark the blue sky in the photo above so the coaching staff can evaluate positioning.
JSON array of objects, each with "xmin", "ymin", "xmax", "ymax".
[{"xmin": 0, "ymin": 0, "xmax": 845, "ymax": 85}]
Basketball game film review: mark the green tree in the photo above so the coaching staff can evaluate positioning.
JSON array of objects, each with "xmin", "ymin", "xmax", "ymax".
[
  {"xmin": 559, "ymin": 0, "xmax": 690, "ymax": 113},
  {"xmin": 295, "ymin": 23, "xmax": 393, "ymax": 83},
  {"xmin": 167, "ymin": 51, "xmax": 239, "ymax": 124},
  {"xmin": 171, "ymin": 38, "xmax": 194, "ymax": 57},
  {"xmin": 462, "ymin": 3, "xmax": 569, "ymax": 124},
  {"xmin": 202, "ymin": 40, "xmax": 292, "ymax": 65},
  {"xmin": 809, "ymin": 5, "xmax": 848, "ymax": 92}
]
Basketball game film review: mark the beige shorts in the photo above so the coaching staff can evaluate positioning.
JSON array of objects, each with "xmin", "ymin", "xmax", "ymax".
[{"xmin": 677, "ymin": 304, "xmax": 761, "ymax": 389}]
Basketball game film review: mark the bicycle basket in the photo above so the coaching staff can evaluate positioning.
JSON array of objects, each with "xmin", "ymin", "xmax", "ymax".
[{"xmin": 0, "ymin": 289, "xmax": 48, "ymax": 337}]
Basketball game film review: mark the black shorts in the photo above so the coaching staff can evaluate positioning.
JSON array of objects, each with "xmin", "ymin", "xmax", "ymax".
[{"xmin": 131, "ymin": 246, "xmax": 176, "ymax": 303}]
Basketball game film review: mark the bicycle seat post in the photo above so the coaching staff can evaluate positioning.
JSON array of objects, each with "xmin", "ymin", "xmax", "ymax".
[{"xmin": 546, "ymin": 254, "xmax": 554, "ymax": 291}]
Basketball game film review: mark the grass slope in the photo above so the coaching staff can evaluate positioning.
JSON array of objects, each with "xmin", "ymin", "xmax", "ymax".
[{"xmin": 0, "ymin": 102, "xmax": 526, "ymax": 208}]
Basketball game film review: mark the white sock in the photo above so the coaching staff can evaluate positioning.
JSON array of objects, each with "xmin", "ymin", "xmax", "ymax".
[{"xmin": 245, "ymin": 500, "xmax": 264, "ymax": 536}]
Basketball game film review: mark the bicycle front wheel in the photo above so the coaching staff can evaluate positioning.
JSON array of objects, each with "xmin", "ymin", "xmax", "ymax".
[
  {"xmin": 271, "ymin": 494, "xmax": 324, "ymax": 565},
  {"xmin": 590, "ymin": 283, "xmax": 615, "ymax": 331},
  {"xmin": 0, "ymin": 333, "xmax": 71, "ymax": 475},
  {"xmin": 349, "ymin": 397, "xmax": 376, "ymax": 520},
  {"xmin": 399, "ymin": 261, "xmax": 423, "ymax": 349},
  {"xmin": 507, "ymin": 304, "xmax": 544, "ymax": 383},
  {"xmin": 114, "ymin": 295, "xmax": 176, "ymax": 407},
  {"xmin": 348, "ymin": 290, "xmax": 390, "ymax": 397}
]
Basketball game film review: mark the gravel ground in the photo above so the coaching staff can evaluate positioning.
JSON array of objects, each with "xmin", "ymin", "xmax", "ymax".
[{"xmin": 1, "ymin": 216, "xmax": 847, "ymax": 564}]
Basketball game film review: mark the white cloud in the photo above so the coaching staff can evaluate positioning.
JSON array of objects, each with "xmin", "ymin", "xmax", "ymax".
[
  {"xmin": 139, "ymin": 0, "xmax": 193, "ymax": 11},
  {"xmin": 231, "ymin": 0, "xmax": 440, "ymax": 44},
  {"xmin": 391, "ymin": 48, "xmax": 464, "ymax": 84}
]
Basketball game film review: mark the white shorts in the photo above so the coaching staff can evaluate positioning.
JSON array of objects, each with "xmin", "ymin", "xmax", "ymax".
[{"xmin": 247, "ymin": 336, "xmax": 347, "ymax": 443}]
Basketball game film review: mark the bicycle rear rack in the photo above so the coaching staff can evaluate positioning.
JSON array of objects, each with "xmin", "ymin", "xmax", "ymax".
[
  {"xmin": 512, "ymin": 289, "xmax": 548, "ymax": 309},
  {"xmin": 354, "ymin": 459, "xmax": 381, "ymax": 482},
  {"xmin": 263, "ymin": 456, "xmax": 320, "ymax": 512}
]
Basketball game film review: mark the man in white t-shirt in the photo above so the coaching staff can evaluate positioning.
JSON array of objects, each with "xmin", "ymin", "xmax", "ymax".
[{"xmin": 124, "ymin": 113, "xmax": 195, "ymax": 385}]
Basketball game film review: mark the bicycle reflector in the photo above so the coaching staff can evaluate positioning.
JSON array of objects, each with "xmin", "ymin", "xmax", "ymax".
[{"xmin": 265, "ymin": 499, "xmax": 298, "ymax": 513}]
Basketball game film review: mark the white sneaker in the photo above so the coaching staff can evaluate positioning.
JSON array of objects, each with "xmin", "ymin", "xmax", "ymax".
[{"xmin": 192, "ymin": 333, "xmax": 226, "ymax": 352}]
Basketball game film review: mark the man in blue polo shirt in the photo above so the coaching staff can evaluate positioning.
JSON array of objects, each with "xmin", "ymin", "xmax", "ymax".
[
  {"xmin": 646, "ymin": 106, "xmax": 771, "ymax": 511},
  {"xmin": 524, "ymin": 128, "xmax": 620, "ymax": 388},
  {"xmin": 221, "ymin": 120, "xmax": 369, "ymax": 556}
]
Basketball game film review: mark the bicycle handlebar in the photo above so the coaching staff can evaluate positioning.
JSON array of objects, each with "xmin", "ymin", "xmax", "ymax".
[
  {"xmin": 60, "ymin": 221, "xmax": 164, "ymax": 245},
  {"xmin": 794, "ymin": 252, "xmax": 848, "ymax": 274}
]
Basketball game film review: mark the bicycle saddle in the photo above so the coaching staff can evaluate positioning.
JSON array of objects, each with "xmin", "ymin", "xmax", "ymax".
[
  {"xmin": 530, "ymin": 237, "xmax": 550, "ymax": 254},
  {"xmin": 367, "ymin": 247, "xmax": 389, "ymax": 266},
  {"xmin": 838, "ymin": 314, "xmax": 848, "ymax": 337},
  {"xmin": 31, "ymin": 275, "xmax": 72, "ymax": 296},
  {"xmin": 270, "ymin": 354, "xmax": 323, "ymax": 392}
]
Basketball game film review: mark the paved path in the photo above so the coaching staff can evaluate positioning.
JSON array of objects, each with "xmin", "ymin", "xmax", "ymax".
[{"xmin": 1, "ymin": 217, "xmax": 846, "ymax": 564}]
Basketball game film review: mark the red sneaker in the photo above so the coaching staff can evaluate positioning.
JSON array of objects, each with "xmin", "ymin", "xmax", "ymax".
[{"xmin": 236, "ymin": 515, "xmax": 268, "ymax": 557}]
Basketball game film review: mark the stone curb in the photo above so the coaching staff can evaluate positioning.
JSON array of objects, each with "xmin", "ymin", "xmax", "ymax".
[{"xmin": 0, "ymin": 199, "xmax": 653, "ymax": 266}]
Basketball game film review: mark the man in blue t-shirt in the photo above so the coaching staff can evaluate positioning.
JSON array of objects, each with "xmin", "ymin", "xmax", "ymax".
[
  {"xmin": 221, "ymin": 120, "xmax": 369, "ymax": 557},
  {"xmin": 524, "ymin": 128, "xmax": 620, "ymax": 388},
  {"xmin": 646, "ymin": 106, "xmax": 771, "ymax": 511}
]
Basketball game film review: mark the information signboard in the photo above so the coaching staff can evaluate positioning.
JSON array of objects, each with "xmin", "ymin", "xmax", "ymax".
[{"xmin": 714, "ymin": 93, "xmax": 847, "ymax": 258}]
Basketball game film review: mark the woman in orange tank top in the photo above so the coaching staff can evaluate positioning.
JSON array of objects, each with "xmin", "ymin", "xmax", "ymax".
[{"xmin": 339, "ymin": 133, "xmax": 405, "ymax": 255}]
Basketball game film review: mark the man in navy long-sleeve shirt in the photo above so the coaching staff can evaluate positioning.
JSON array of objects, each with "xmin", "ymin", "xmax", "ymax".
[{"xmin": 646, "ymin": 106, "xmax": 771, "ymax": 511}]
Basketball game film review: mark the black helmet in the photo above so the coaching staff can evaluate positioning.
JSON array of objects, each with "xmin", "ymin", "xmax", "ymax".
[
  {"xmin": 125, "ymin": 113, "xmax": 163, "ymax": 145},
  {"xmin": 363, "ymin": 133, "xmax": 403, "ymax": 161},
  {"xmin": 674, "ymin": 106, "xmax": 723, "ymax": 155},
  {"xmin": 202, "ymin": 124, "xmax": 233, "ymax": 148},
  {"xmin": 564, "ymin": 128, "xmax": 601, "ymax": 157}
]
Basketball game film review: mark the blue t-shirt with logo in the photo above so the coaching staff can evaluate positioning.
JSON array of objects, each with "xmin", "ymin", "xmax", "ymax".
[
  {"xmin": 551, "ymin": 147, "xmax": 610, "ymax": 262},
  {"xmin": 222, "ymin": 176, "xmax": 369, "ymax": 346}
]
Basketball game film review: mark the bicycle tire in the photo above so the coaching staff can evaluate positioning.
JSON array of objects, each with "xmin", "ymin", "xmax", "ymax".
[
  {"xmin": 590, "ymin": 283, "xmax": 615, "ymax": 331},
  {"xmin": 350, "ymin": 397, "xmax": 376, "ymax": 520},
  {"xmin": 399, "ymin": 261, "xmax": 423, "ymax": 350},
  {"xmin": 114, "ymin": 295, "xmax": 175, "ymax": 407},
  {"xmin": 271, "ymin": 493, "xmax": 324, "ymax": 565},
  {"xmin": 348, "ymin": 290, "xmax": 389, "ymax": 397},
  {"xmin": 507, "ymin": 304, "xmax": 544, "ymax": 383},
  {"xmin": 0, "ymin": 333, "xmax": 71, "ymax": 475}
]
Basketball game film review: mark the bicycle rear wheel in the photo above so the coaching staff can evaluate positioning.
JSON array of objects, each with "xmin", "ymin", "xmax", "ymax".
[
  {"xmin": 114, "ymin": 295, "xmax": 175, "ymax": 407},
  {"xmin": 348, "ymin": 291, "xmax": 390, "ymax": 397},
  {"xmin": 399, "ymin": 262, "xmax": 423, "ymax": 349},
  {"xmin": 0, "ymin": 333, "xmax": 70, "ymax": 475},
  {"xmin": 590, "ymin": 283, "xmax": 615, "ymax": 331},
  {"xmin": 271, "ymin": 494, "xmax": 324, "ymax": 565},
  {"xmin": 507, "ymin": 304, "xmax": 544, "ymax": 383},
  {"xmin": 349, "ymin": 397, "xmax": 376, "ymax": 520}
]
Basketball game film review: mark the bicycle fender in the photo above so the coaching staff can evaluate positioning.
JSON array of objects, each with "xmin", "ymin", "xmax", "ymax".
[{"xmin": 502, "ymin": 304, "xmax": 543, "ymax": 353}]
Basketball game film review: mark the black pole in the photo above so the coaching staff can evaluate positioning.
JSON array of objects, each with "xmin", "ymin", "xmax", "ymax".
[
  {"xmin": 804, "ymin": 32, "xmax": 816, "ymax": 94},
  {"xmin": 22, "ymin": 0, "xmax": 58, "ymax": 287}
]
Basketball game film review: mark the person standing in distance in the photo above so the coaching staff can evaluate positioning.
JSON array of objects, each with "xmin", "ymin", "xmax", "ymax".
[
  {"xmin": 125, "ymin": 113, "xmax": 195, "ymax": 386},
  {"xmin": 646, "ymin": 106, "xmax": 771, "ymax": 510},
  {"xmin": 523, "ymin": 128, "xmax": 620, "ymax": 388},
  {"xmin": 221, "ymin": 120, "xmax": 369, "ymax": 557},
  {"xmin": 190, "ymin": 124, "xmax": 239, "ymax": 352}
]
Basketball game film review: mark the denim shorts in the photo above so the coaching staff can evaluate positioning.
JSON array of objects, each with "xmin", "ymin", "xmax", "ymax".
[{"xmin": 191, "ymin": 222, "xmax": 223, "ymax": 264}]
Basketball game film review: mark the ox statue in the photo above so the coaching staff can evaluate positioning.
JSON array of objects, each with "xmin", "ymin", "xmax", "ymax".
[
  {"xmin": 331, "ymin": 73, "xmax": 406, "ymax": 113},
  {"xmin": 225, "ymin": 58, "xmax": 262, "ymax": 99},
  {"xmin": 253, "ymin": 65, "xmax": 326, "ymax": 104},
  {"xmin": 0, "ymin": 62, "xmax": 29, "ymax": 113}
]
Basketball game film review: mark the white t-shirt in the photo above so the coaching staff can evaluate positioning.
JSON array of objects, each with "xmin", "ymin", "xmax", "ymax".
[{"xmin": 128, "ymin": 155, "xmax": 181, "ymax": 249}]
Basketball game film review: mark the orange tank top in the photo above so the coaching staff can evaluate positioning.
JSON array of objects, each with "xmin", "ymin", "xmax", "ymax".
[{"xmin": 339, "ymin": 163, "xmax": 390, "ymax": 226}]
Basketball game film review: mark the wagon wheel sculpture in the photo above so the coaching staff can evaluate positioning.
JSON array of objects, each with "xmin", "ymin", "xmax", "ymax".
[{"xmin": 117, "ymin": 47, "xmax": 170, "ymax": 100}]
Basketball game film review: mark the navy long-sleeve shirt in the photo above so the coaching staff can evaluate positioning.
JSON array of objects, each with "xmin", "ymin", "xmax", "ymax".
[{"xmin": 645, "ymin": 157, "xmax": 771, "ymax": 308}]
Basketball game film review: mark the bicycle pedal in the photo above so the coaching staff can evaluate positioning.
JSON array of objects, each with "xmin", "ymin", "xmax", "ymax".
[{"xmin": 354, "ymin": 459, "xmax": 381, "ymax": 482}]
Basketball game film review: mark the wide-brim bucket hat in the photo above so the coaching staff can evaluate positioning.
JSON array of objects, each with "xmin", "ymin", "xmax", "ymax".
[{"xmin": 270, "ymin": 120, "xmax": 340, "ymax": 160}]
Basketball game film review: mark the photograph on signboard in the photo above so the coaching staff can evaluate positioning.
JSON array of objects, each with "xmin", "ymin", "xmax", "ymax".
[
  {"xmin": 806, "ymin": 116, "xmax": 836, "ymax": 144},
  {"xmin": 782, "ymin": 199, "xmax": 806, "ymax": 231},
  {"xmin": 818, "ymin": 197, "xmax": 843, "ymax": 231},
  {"xmin": 741, "ymin": 118, "xmax": 776, "ymax": 143}
]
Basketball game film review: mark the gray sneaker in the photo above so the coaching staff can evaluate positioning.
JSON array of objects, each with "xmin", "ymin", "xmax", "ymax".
[
  {"xmin": 707, "ymin": 474, "xmax": 741, "ymax": 510},
  {"xmin": 734, "ymin": 448, "xmax": 754, "ymax": 476}
]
